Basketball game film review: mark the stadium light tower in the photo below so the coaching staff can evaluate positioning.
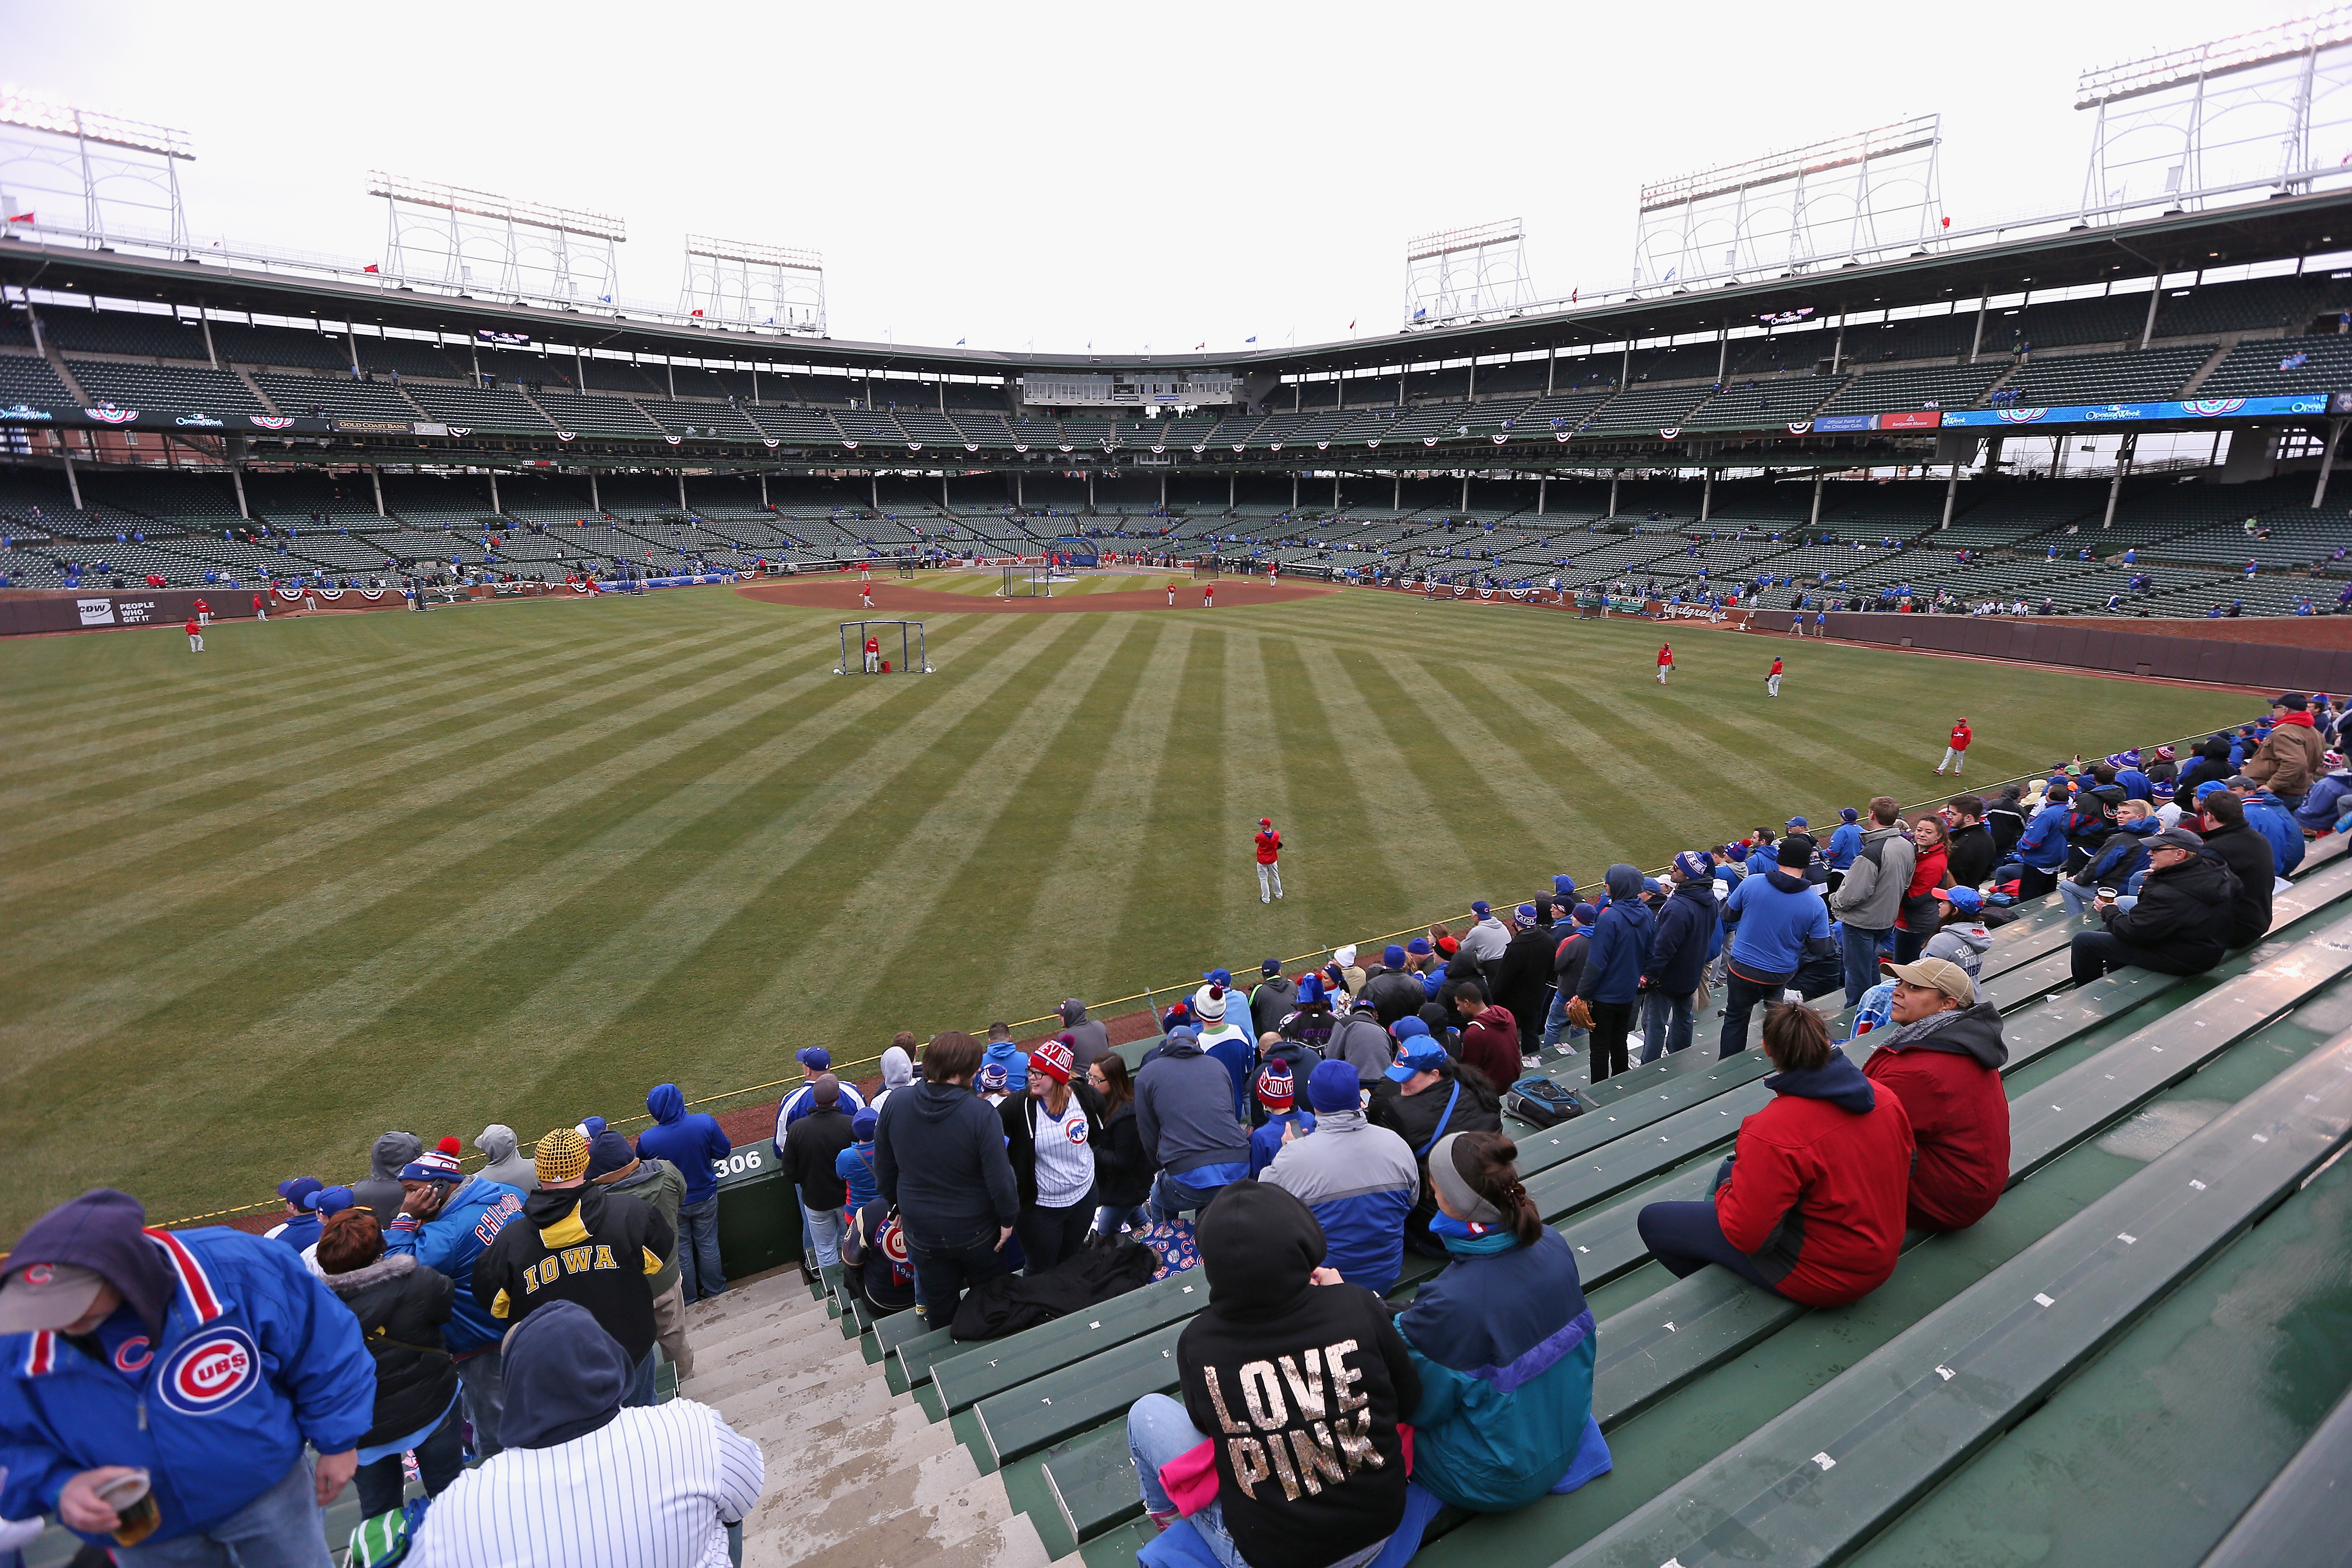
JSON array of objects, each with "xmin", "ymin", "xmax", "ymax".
[
  {"xmin": 0, "ymin": 91, "xmax": 192, "ymax": 255},
  {"xmin": 679, "ymin": 235, "xmax": 825, "ymax": 336},
  {"xmin": 2076, "ymin": 8, "xmax": 2352, "ymax": 221},
  {"xmin": 1404, "ymin": 220, "xmax": 1536, "ymax": 328},
  {"xmin": 1632, "ymin": 116, "xmax": 1943, "ymax": 294},
  {"xmin": 367, "ymin": 172, "xmax": 625, "ymax": 309}
]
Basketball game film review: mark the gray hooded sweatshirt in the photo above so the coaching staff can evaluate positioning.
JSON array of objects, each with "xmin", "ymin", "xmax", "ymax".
[
  {"xmin": 476, "ymin": 1125, "xmax": 539, "ymax": 1192},
  {"xmin": 355, "ymin": 1130, "xmax": 421, "ymax": 1230},
  {"xmin": 1133, "ymin": 1029, "xmax": 1250, "ymax": 1177}
]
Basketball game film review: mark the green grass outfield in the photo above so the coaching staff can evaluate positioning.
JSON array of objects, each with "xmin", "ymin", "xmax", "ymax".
[{"xmin": 0, "ymin": 581, "xmax": 2257, "ymax": 1231}]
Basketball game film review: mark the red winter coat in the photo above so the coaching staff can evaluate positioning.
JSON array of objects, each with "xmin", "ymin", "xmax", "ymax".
[
  {"xmin": 1863, "ymin": 1004, "xmax": 2009, "ymax": 1232},
  {"xmin": 1715, "ymin": 1056, "xmax": 1914, "ymax": 1306}
]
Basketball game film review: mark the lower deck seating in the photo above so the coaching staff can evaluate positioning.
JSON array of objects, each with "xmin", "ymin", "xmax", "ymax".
[{"xmin": 822, "ymin": 838, "xmax": 2352, "ymax": 1568}]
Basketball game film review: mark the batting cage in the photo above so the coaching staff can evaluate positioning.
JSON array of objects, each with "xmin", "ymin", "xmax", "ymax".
[
  {"xmin": 1000, "ymin": 563, "xmax": 1052, "ymax": 598},
  {"xmin": 837, "ymin": 620, "xmax": 928, "ymax": 675},
  {"xmin": 897, "ymin": 559, "xmax": 918, "ymax": 579},
  {"xmin": 1191, "ymin": 557, "xmax": 1221, "ymax": 579}
]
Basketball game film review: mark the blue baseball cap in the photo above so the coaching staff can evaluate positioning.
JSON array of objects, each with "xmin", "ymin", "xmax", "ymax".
[
  {"xmin": 277, "ymin": 1176, "xmax": 323, "ymax": 1207},
  {"xmin": 795, "ymin": 1047, "xmax": 831, "ymax": 1071},
  {"xmin": 1938, "ymin": 885, "xmax": 1984, "ymax": 913},
  {"xmin": 306, "ymin": 1185, "xmax": 356, "ymax": 1216},
  {"xmin": 1786, "ymin": 816, "xmax": 1808, "ymax": 829},
  {"xmin": 1203, "ymin": 968, "xmax": 1233, "ymax": 987},
  {"xmin": 1470, "ymin": 900, "xmax": 1491, "ymax": 917},
  {"xmin": 1390, "ymin": 1016, "xmax": 1431, "ymax": 1041},
  {"xmin": 1384, "ymin": 1037, "xmax": 1450, "ymax": 1082},
  {"xmin": 1839, "ymin": 807, "xmax": 1859, "ymax": 823},
  {"xmin": 2195, "ymin": 780, "xmax": 2233, "ymax": 801}
]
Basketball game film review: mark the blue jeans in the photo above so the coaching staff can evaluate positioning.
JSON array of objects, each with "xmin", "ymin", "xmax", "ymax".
[
  {"xmin": 1094, "ymin": 1202, "xmax": 1147, "ymax": 1239},
  {"xmin": 1842, "ymin": 924, "xmax": 1889, "ymax": 1006},
  {"xmin": 906, "ymin": 1222, "xmax": 1013, "ymax": 1318},
  {"xmin": 116, "ymin": 1455, "xmax": 330, "ymax": 1568},
  {"xmin": 801, "ymin": 1198, "xmax": 845, "ymax": 1269},
  {"xmin": 1635, "ymin": 1200, "xmax": 1789, "ymax": 1298},
  {"xmin": 1148, "ymin": 1170, "xmax": 1230, "ymax": 1222},
  {"xmin": 456, "ymin": 1344, "xmax": 505, "ymax": 1458},
  {"xmin": 1131, "ymin": 1393, "xmax": 1248, "ymax": 1568},
  {"xmin": 357, "ymin": 1404, "xmax": 464, "ymax": 1518},
  {"xmin": 676, "ymin": 1193, "xmax": 726, "ymax": 1302},
  {"xmin": 1640, "ymin": 990, "xmax": 1695, "ymax": 1062},
  {"xmin": 1541, "ymin": 990, "xmax": 1586, "ymax": 1051}
]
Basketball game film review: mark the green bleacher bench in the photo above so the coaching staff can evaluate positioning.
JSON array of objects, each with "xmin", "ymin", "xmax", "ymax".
[
  {"xmin": 1561, "ymin": 1024, "xmax": 2352, "ymax": 1568},
  {"xmin": 2197, "ymin": 1382, "xmax": 2352, "ymax": 1568},
  {"xmin": 1585, "ymin": 915, "xmax": 2352, "ymax": 1435}
]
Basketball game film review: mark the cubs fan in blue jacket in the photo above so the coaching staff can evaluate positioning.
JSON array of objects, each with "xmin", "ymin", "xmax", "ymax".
[
  {"xmin": 381, "ymin": 1151, "xmax": 523, "ymax": 1455},
  {"xmin": 0, "ymin": 1188, "xmax": 375, "ymax": 1562}
]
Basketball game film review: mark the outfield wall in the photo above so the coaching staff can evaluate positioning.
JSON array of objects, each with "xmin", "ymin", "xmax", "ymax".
[{"xmin": 1744, "ymin": 609, "xmax": 2351, "ymax": 691}]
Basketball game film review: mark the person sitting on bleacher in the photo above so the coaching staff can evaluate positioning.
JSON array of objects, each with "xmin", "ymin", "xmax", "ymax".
[
  {"xmin": 1371, "ymin": 1030, "xmax": 1504, "ymax": 1258},
  {"xmin": 1635, "ymin": 1004, "xmax": 1914, "ymax": 1307},
  {"xmin": 2068, "ymin": 827, "xmax": 2241, "ymax": 986},
  {"xmin": 1127, "ymin": 1182, "xmax": 1420, "ymax": 1568},
  {"xmin": 1393, "ymin": 1132, "xmax": 1611, "ymax": 1514},
  {"xmin": 1261, "ymin": 1061, "xmax": 1419, "ymax": 1294},
  {"xmin": 1861, "ymin": 960, "xmax": 2009, "ymax": 1232},
  {"xmin": 2192, "ymin": 790, "xmax": 2276, "ymax": 948},
  {"xmin": 1136, "ymin": 1024, "xmax": 1254, "ymax": 1221}
]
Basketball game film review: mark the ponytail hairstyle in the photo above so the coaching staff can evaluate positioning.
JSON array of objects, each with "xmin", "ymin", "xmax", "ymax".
[
  {"xmin": 1448, "ymin": 1130, "xmax": 1543, "ymax": 1248},
  {"xmin": 1761, "ymin": 1002, "xmax": 1834, "ymax": 1074}
]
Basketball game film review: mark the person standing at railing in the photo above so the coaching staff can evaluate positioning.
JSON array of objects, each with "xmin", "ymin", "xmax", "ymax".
[{"xmin": 634, "ymin": 1085, "xmax": 731, "ymax": 1306}]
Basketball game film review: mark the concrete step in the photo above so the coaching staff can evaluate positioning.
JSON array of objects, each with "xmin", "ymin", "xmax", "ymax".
[
  {"xmin": 735, "ymin": 1364, "xmax": 903, "ymax": 1446},
  {"xmin": 755, "ymin": 1470, "xmax": 1053, "ymax": 1568},
  {"xmin": 788, "ymin": 1399, "xmax": 964, "ymax": 1494},
  {"xmin": 687, "ymin": 1291, "xmax": 834, "ymax": 1369},
  {"xmin": 741, "ymin": 1427, "xmax": 982, "ymax": 1559},
  {"xmin": 692, "ymin": 1314, "xmax": 871, "ymax": 1409}
]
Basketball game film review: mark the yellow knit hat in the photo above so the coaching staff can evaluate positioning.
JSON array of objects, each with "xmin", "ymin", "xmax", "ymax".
[{"xmin": 534, "ymin": 1127, "xmax": 590, "ymax": 1185}]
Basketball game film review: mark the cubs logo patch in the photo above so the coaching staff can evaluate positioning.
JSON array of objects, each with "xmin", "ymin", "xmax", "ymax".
[
  {"xmin": 113, "ymin": 1335, "xmax": 153, "ymax": 1374},
  {"xmin": 1065, "ymin": 1120, "xmax": 1088, "ymax": 1145},
  {"xmin": 24, "ymin": 1264, "xmax": 54, "ymax": 1285},
  {"xmin": 157, "ymin": 1327, "xmax": 259, "ymax": 1415}
]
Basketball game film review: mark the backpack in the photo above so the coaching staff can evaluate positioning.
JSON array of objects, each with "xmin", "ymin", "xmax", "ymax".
[{"xmin": 1504, "ymin": 1076, "xmax": 1588, "ymax": 1129}]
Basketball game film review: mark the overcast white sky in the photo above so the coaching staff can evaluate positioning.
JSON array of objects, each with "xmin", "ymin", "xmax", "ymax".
[{"xmin": 2, "ymin": 0, "xmax": 2323, "ymax": 355}]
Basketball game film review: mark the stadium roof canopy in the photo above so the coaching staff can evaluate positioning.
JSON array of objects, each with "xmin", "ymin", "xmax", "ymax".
[{"xmin": 3, "ymin": 189, "xmax": 2350, "ymax": 382}]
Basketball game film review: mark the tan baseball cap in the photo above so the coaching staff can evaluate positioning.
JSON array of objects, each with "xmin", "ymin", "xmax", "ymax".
[
  {"xmin": 0, "ymin": 1261, "xmax": 108, "ymax": 1333},
  {"xmin": 1885, "ymin": 957, "xmax": 1976, "ymax": 1007}
]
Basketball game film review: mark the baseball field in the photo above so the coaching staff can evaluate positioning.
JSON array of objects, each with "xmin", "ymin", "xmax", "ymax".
[{"xmin": 0, "ymin": 573, "xmax": 2259, "ymax": 1233}]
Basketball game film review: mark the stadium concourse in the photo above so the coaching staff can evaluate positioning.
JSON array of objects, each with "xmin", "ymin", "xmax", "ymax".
[{"xmin": 5, "ymin": 591, "xmax": 2347, "ymax": 1568}]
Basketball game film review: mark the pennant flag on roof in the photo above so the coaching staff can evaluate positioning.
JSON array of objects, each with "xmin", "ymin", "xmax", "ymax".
[
  {"xmin": 691, "ymin": 309, "xmax": 704, "ymax": 318},
  {"xmin": 5, "ymin": 211, "xmax": 31, "ymax": 224},
  {"xmin": 362, "ymin": 263, "xmax": 378, "ymax": 273},
  {"xmin": 1245, "ymin": 335, "xmax": 1257, "ymax": 343}
]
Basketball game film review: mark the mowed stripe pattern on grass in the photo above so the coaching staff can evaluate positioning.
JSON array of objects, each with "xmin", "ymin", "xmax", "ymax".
[{"xmin": 0, "ymin": 588, "xmax": 2256, "ymax": 1230}]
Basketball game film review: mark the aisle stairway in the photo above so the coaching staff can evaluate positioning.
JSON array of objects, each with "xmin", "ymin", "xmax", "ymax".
[{"xmin": 686, "ymin": 1265, "xmax": 1054, "ymax": 1568}]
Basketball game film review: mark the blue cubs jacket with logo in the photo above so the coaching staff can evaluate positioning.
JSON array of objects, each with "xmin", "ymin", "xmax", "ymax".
[{"xmin": 0, "ymin": 1226, "xmax": 374, "ymax": 1545}]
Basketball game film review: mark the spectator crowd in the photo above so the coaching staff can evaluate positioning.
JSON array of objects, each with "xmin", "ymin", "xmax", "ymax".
[{"xmin": 1, "ymin": 695, "xmax": 2332, "ymax": 1568}]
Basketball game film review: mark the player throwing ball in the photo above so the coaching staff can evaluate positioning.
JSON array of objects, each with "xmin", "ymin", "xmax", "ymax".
[
  {"xmin": 860, "ymin": 581, "xmax": 876, "ymax": 610},
  {"xmin": 1656, "ymin": 642, "xmax": 1674, "ymax": 684},
  {"xmin": 1767, "ymin": 656, "xmax": 1783, "ymax": 697},
  {"xmin": 1254, "ymin": 817, "xmax": 1284, "ymax": 902}
]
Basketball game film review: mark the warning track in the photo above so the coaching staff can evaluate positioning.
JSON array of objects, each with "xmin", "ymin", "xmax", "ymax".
[{"xmin": 734, "ymin": 578, "xmax": 1339, "ymax": 614}]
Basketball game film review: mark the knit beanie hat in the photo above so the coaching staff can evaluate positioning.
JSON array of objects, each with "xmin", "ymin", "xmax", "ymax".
[
  {"xmin": 1195, "ymin": 984, "xmax": 1229, "ymax": 1022},
  {"xmin": 1296, "ymin": 973, "xmax": 1326, "ymax": 1006},
  {"xmin": 852, "ymin": 1109, "xmax": 878, "ymax": 1141},
  {"xmin": 1029, "ymin": 1037, "xmax": 1075, "ymax": 1085},
  {"xmin": 584, "ymin": 1131, "xmax": 639, "ymax": 1183},
  {"xmin": 1383, "ymin": 944, "xmax": 1408, "ymax": 968},
  {"xmin": 976, "ymin": 1063, "xmax": 1010, "ymax": 1095},
  {"xmin": 535, "ymin": 1127, "xmax": 591, "ymax": 1186},
  {"xmin": 1777, "ymin": 838, "xmax": 1812, "ymax": 869},
  {"xmin": 436, "ymin": 1137, "xmax": 463, "ymax": 1157},
  {"xmin": 1307, "ymin": 1059, "xmax": 1362, "ymax": 1113},
  {"xmin": 1256, "ymin": 1060, "xmax": 1296, "ymax": 1112}
]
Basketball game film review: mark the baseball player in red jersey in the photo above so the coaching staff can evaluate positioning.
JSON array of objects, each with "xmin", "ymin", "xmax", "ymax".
[
  {"xmin": 860, "ymin": 563, "xmax": 872, "ymax": 583},
  {"xmin": 860, "ymin": 583, "xmax": 875, "ymax": 610},
  {"xmin": 1167, "ymin": 583, "xmax": 1176, "ymax": 608},
  {"xmin": 1937, "ymin": 718, "xmax": 1973, "ymax": 775},
  {"xmin": 863, "ymin": 634, "xmax": 882, "ymax": 673},
  {"xmin": 1254, "ymin": 818, "xmax": 1284, "ymax": 902},
  {"xmin": 186, "ymin": 617, "xmax": 203, "ymax": 653},
  {"xmin": 252, "ymin": 592, "xmax": 266, "ymax": 622},
  {"xmin": 193, "ymin": 597, "xmax": 211, "ymax": 626},
  {"xmin": 1203, "ymin": 582, "xmax": 1215, "ymax": 608},
  {"xmin": 1656, "ymin": 643, "xmax": 1674, "ymax": 685},
  {"xmin": 1767, "ymin": 656, "xmax": 1783, "ymax": 697}
]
